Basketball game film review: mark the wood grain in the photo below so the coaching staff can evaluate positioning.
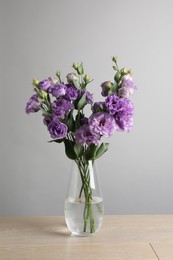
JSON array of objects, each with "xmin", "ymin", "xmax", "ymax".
[{"xmin": 0, "ymin": 215, "xmax": 173, "ymax": 259}]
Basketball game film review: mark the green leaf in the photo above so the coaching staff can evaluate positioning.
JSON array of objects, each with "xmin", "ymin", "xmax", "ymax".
[
  {"xmin": 75, "ymin": 112, "xmax": 82, "ymax": 130},
  {"xmin": 48, "ymin": 139, "xmax": 64, "ymax": 143},
  {"xmin": 72, "ymin": 79, "xmax": 81, "ymax": 89},
  {"xmin": 85, "ymin": 144, "xmax": 97, "ymax": 161},
  {"xmin": 81, "ymin": 83, "xmax": 86, "ymax": 89},
  {"xmin": 77, "ymin": 63, "xmax": 84, "ymax": 75},
  {"xmin": 74, "ymin": 143, "xmax": 84, "ymax": 158},
  {"xmin": 114, "ymin": 72, "xmax": 121, "ymax": 83},
  {"xmin": 40, "ymin": 107, "xmax": 50, "ymax": 116},
  {"xmin": 64, "ymin": 139, "xmax": 77, "ymax": 160},
  {"xmin": 77, "ymin": 92, "xmax": 86, "ymax": 110},
  {"xmin": 33, "ymin": 85, "xmax": 48, "ymax": 100},
  {"xmin": 111, "ymin": 82, "xmax": 118, "ymax": 93},
  {"xmin": 66, "ymin": 111, "xmax": 75, "ymax": 132},
  {"xmin": 33, "ymin": 85, "xmax": 41, "ymax": 94},
  {"xmin": 45, "ymin": 93, "xmax": 51, "ymax": 104},
  {"xmin": 40, "ymin": 90, "xmax": 48, "ymax": 99},
  {"xmin": 95, "ymin": 143, "xmax": 109, "ymax": 159}
]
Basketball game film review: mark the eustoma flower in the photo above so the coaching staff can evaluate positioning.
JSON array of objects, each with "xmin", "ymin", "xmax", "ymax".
[
  {"xmin": 118, "ymin": 75, "xmax": 137, "ymax": 98},
  {"xmin": 65, "ymin": 84, "xmax": 78, "ymax": 100},
  {"xmin": 25, "ymin": 94, "xmax": 41, "ymax": 114},
  {"xmin": 89, "ymin": 112, "xmax": 117, "ymax": 137},
  {"xmin": 52, "ymin": 99, "xmax": 74, "ymax": 119},
  {"xmin": 48, "ymin": 117, "xmax": 68, "ymax": 139},
  {"xmin": 50, "ymin": 83, "xmax": 66, "ymax": 98},
  {"xmin": 25, "ymin": 57, "xmax": 137, "ymax": 144},
  {"xmin": 105, "ymin": 93, "xmax": 134, "ymax": 131},
  {"xmin": 74, "ymin": 124, "xmax": 100, "ymax": 146},
  {"xmin": 38, "ymin": 79, "xmax": 52, "ymax": 92}
]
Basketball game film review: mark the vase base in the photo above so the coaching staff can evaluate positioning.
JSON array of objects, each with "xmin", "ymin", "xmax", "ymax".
[
  {"xmin": 71, "ymin": 231, "xmax": 95, "ymax": 237},
  {"xmin": 65, "ymin": 196, "xmax": 104, "ymax": 236}
]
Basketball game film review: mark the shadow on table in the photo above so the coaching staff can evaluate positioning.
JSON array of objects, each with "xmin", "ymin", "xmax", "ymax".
[{"xmin": 10, "ymin": 216, "xmax": 71, "ymax": 238}]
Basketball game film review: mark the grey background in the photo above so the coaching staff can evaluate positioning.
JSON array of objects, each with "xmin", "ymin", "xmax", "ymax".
[{"xmin": 1, "ymin": 0, "xmax": 173, "ymax": 216}]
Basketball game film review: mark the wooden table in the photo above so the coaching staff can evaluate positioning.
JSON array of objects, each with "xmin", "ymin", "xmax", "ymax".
[{"xmin": 0, "ymin": 215, "xmax": 173, "ymax": 259}]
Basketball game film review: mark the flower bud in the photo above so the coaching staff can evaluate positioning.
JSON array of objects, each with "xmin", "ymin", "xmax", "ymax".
[
  {"xmin": 101, "ymin": 81, "xmax": 113, "ymax": 97},
  {"xmin": 112, "ymin": 56, "xmax": 118, "ymax": 63},
  {"xmin": 32, "ymin": 78, "xmax": 39, "ymax": 86},
  {"xmin": 77, "ymin": 63, "xmax": 84, "ymax": 75},
  {"xmin": 121, "ymin": 67, "xmax": 128, "ymax": 74},
  {"xmin": 56, "ymin": 71, "xmax": 61, "ymax": 78},
  {"xmin": 128, "ymin": 69, "xmax": 133, "ymax": 75},
  {"xmin": 50, "ymin": 77, "xmax": 58, "ymax": 84},
  {"xmin": 112, "ymin": 66, "xmax": 117, "ymax": 70},
  {"xmin": 83, "ymin": 74, "xmax": 90, "ymax": 83},
  {"xmin": 104, "ymin": 81, "xmax": 112, "ymax": 89},
  {"xmin": 73, "ymin": 63, "xmax": 78, "ymax": 70},
  {"xmin": 66, "ymin": 72, "xmax": 78, "ymax": 83}
]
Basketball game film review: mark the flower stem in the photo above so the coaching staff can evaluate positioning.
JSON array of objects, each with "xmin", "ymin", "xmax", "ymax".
[{"xmin": 76, "ymin": 159, "xmax": 95, "ymax": 233}]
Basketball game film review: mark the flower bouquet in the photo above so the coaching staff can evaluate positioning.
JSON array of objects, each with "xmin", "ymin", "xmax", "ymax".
[{"xmin": 25, "ymin": 56, "xmax": 136, "ymax": 235}]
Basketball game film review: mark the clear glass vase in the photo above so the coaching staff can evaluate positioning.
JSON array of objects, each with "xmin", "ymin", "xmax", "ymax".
[{"xmin": 64, "ymin": 159, "xmax": 104, "ymax": 236}]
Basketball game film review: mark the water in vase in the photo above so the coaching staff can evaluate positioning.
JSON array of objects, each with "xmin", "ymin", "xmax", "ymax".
[{"xmin": 65, "ymin": 196, "xmax": 104, "ymax": 236}]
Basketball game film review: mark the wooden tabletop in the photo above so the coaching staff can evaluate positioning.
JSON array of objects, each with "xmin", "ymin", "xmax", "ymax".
[{"xmin": 0, "ymin": 215, "xmax": 173, "ymax": 259}]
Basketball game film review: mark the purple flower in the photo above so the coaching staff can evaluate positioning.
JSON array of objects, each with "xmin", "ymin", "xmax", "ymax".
[
  {"xmin": 81, "ymin": 117, "xmax": 88, "ymax": 125},
  {"xmin": 25, "ymin": 94, "xmax": 41, "ymax": 114},
  {"xmin": 105, "ymin": 93, "xmax": 120, "ymax": 115},
  {"xmin": 65, "ymin": 84, "xmax": 78, "ymax": 100},
  {"xmin": 43, "ymin": 115, "xmax": 52, "ymax": 126},
  {"xmin": 38, "ymin": 79, "xmax": 52, "ymax": 92},
  {"xmin": 52, "ymin": 99, "xmax": 74, "ymax": 119},
  {"xmin": 48, "ymin": 117, "xmax": 68, "ymax": 139},
  {"xmin": 101, "ymin": 81, "xmax": 113, "ymax": 97},
  {"xmin": 117, "ymin": 87, "xmax": 129, "ymax": 98},
  {"xmin": 74, "ymin": 124, "xmax": 100, "ymax": 146},
  {"xmin": 50, "ymin": 83, "xmax": 66, "ymax": 98},
  {"xmin": 93, "ymin": 102, "xmax": 107, "ymax": 113},
  {"xmin": 89, "ymin": 112, "xmax": 117, "ymax": 138},
  {"xmin": 105, "ymin": 93, "xmax": 134, "ymax": 131},
  {"xmin": 86, "ymin": 91, "xmax": 93, "ymax": 103},
  {"xmin": 118, "ymin": 75, "xmax": 137, "ymax": 98}
]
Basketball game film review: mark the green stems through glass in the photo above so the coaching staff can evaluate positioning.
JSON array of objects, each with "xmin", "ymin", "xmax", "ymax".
[{"xmin": 75, "ymin": 159, "xmax": 95, "ymax": 233}]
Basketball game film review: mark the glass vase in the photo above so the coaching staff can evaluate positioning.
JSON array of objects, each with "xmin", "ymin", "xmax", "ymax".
[{"xmin": 64, "ymin": 159, "xmax": 104, "ymax": 236}]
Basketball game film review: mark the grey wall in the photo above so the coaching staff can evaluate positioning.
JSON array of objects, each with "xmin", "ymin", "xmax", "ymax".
[{"xmin": 1, "ymin": 0, "xmax": 173, "ymax": 216}]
